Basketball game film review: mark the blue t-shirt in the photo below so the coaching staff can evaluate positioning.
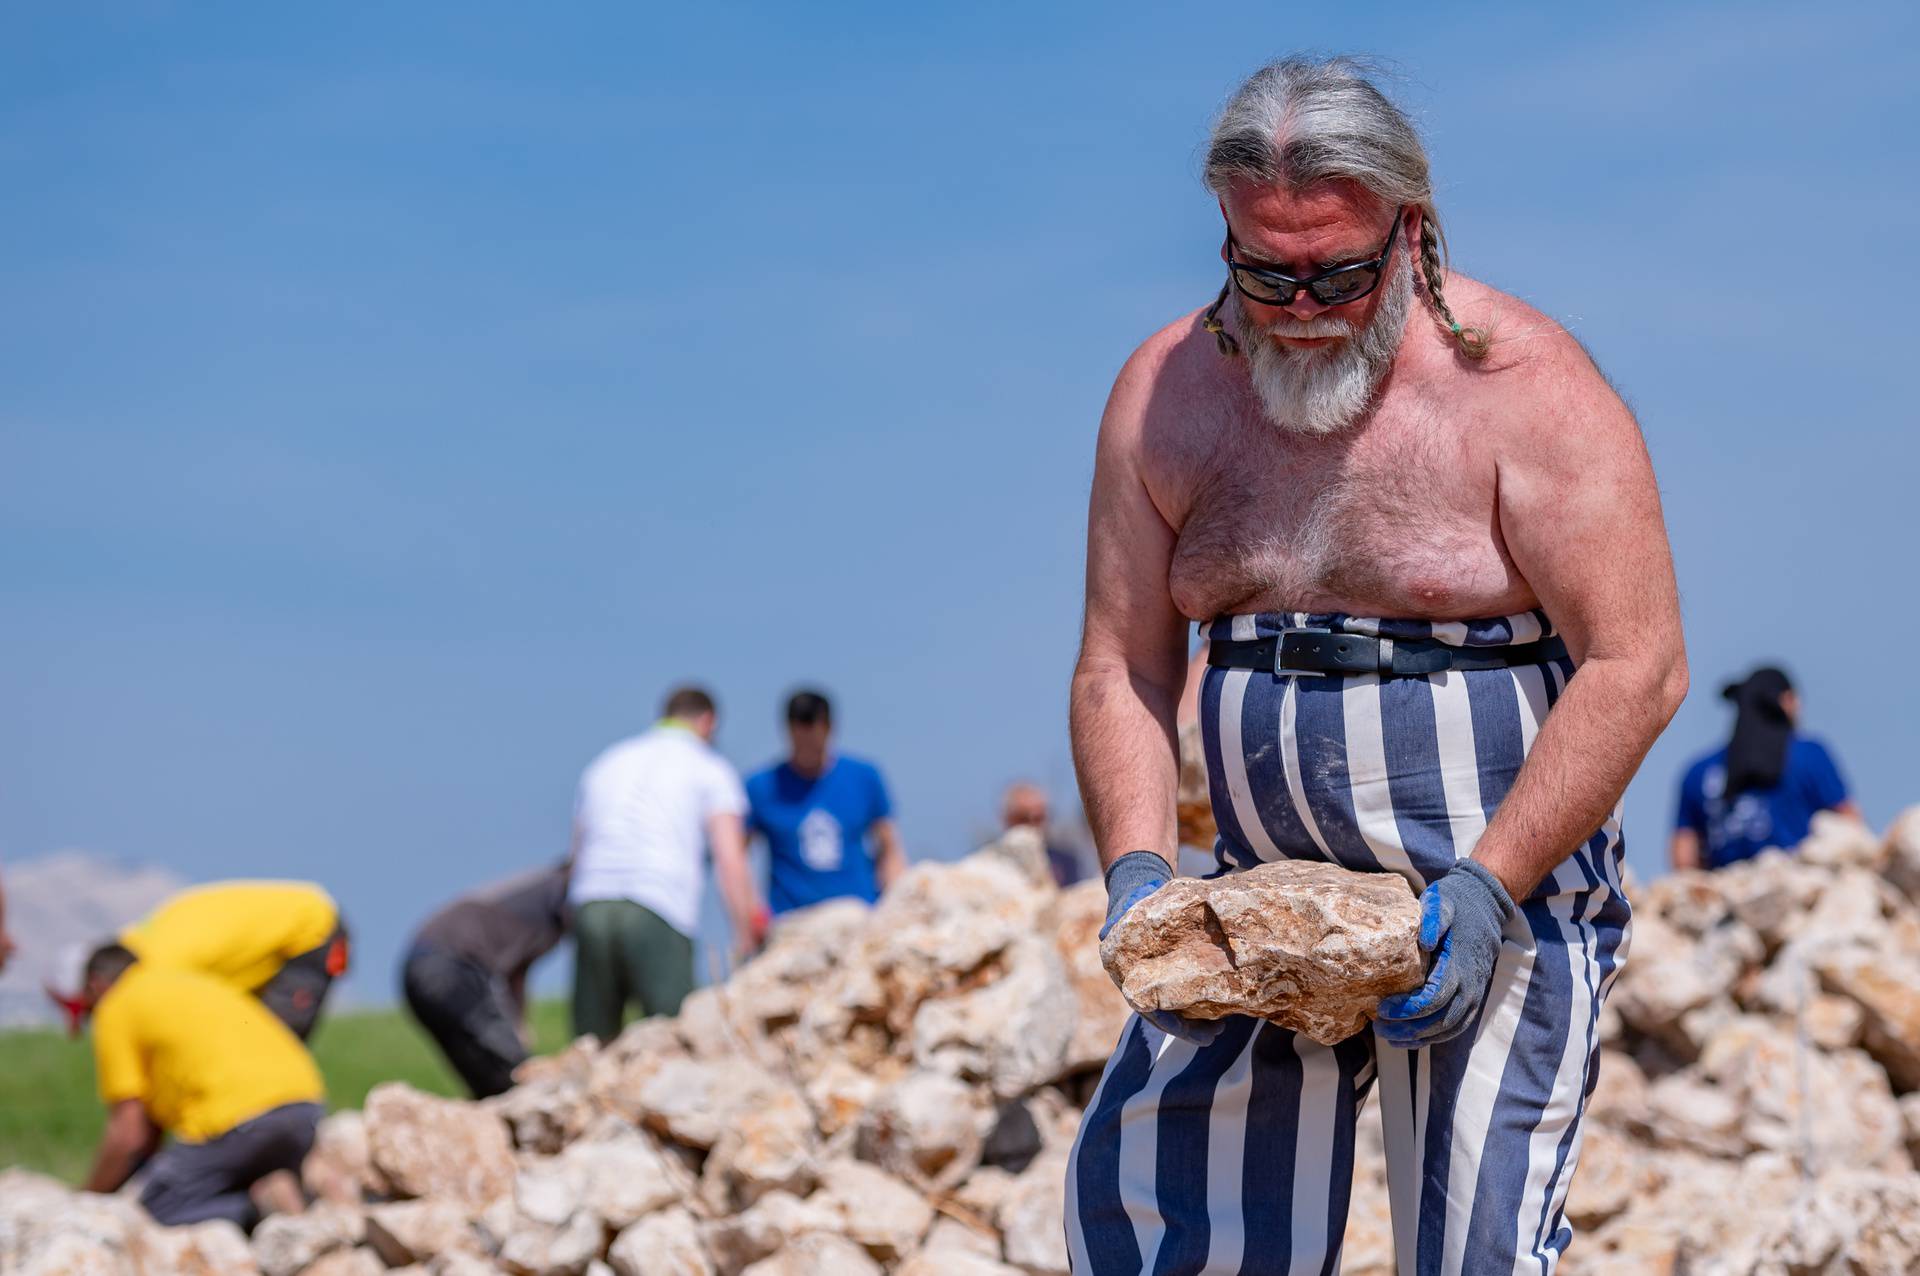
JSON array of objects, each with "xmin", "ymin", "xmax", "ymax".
[
  {"xmin": 1674, "ymin": 735, "xmax": 1850, "ymax": 869},
  {"xmin": 746, "ymin": 756, "xmax": 894, "ymax": 913}
]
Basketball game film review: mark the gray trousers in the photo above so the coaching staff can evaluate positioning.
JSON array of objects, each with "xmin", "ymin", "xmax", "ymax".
[{"xmin": 139, "ymin": 1101, "xmax": 325, "ymax": 1229}]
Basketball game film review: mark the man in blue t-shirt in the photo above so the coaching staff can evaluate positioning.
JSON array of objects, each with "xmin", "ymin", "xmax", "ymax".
[
  {"xmin": 746, "ymin": 690, "xmax": 907, "ymax": 914},
  {"xmin": 1672, "ymin": 666, "xmax": 1860, "ymax": 871}
]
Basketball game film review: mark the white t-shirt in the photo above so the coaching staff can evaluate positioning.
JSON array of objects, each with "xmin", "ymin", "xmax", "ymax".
[{"xmin": 568, "ymin": 724, "xmax": 747, "ymax": 937}]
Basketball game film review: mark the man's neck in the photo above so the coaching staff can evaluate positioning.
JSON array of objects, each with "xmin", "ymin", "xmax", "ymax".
[{"xmin": 789, "ymin": 752, "xmax": 832, "ymax": 779}]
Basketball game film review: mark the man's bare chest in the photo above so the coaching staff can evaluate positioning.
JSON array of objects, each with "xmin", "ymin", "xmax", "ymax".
[{"xmin": 1160, "ymin": 401, "xmax": 1527, "ymax": 620}]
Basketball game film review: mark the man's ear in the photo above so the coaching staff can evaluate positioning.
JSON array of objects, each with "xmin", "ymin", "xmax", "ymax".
[{"xmin": 1218, "ymin": 200, "xmax": 1233, "ymax": 264}]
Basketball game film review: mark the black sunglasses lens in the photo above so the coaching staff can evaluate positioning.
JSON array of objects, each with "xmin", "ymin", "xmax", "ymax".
[
  {"xmin": 1231, "ymin": 266, "xmax": 1292, "ymax": 306},
  {"xmin": 1310, "ymin": 265, "xmax": 1379, "ymax": 305}
]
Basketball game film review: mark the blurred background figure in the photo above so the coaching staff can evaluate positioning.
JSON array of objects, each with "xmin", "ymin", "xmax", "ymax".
[
  {"xmin": 1000, "ymin": 781, "xmax": 1087, "ymax": 887},
  {"xmin": 1671, "ymin": 666, "xmax": 1860, "ymax": 871},
  {"xmin": 401, "ymin": 861, "xmax": 571, "ymax": 1099},
  {"xmin": 110, "ymin": 880, "xmax": 347, "ymax": 1039},
  {"xmin": 0, "ymin": 861, "xmax": 14, "ymax": 972},
  {"xmin": 747, "ymin": 690, "xmax": 906, "ymax": 918},
  {"xmin": 568, "ymin": 686, "xmax": 764, "ymax": 1042},
  {"xmin": 77, "ymin": 943, "xmax": 324, "ymax": 1229}
]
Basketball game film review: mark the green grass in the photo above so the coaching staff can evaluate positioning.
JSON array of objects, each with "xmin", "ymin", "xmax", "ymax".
[{"xmin": 0, "ymin": 1000, "xmax": 574, "ymax": 1184}]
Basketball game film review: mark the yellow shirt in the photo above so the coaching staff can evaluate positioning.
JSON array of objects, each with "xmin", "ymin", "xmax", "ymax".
[
  {"xmin": 92, "ymin": 965, "xmax": 325, "ymax": 1142},
  {"xmin": 120, "ymin": 881, "xmax": 338, "ymax": 992}
]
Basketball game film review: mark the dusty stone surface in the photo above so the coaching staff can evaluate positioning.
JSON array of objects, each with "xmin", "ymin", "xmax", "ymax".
[
  {"xmin": 363, "ymin": 1199, "xmax": 480, "ymax": 1265},
  {"xmin": 364, "ymin": 1082, "xmax": 516, "ymax": 1207},
  {"xmin": 852, "ymin": 1069, "xmax": 984, "ymax": 1190},
  {"xmin": 608, "ymin": 1206, "xmax": 713, "ymax": 1276},
  {"xmin": 1100, "ymin": 858, "xmax": 1425, "ymax": 1044},
  {"xmin": 736, "ymin": 1232, "xmax": 882, "ymax": 1276},
  {"xmin": 251, "ymin": 1206, "xmax": 362, "ymax": 1276},
  {"xmin": 302, "ymin": 1110, "xmax": 383, "ymax": 1206}
]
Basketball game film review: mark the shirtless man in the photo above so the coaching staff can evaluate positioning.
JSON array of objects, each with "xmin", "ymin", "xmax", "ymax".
[{"xmin": 1064, "ymin": 59, "xmax": 1686, "ymax": 1275}]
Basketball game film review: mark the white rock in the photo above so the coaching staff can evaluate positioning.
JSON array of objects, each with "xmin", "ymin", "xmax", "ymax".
[
  {"xmin": 813, "ymin": 1160, "xmax": 934, "ymax": 1262},
  {"xmin": 854, "ymin": 1069, "xmax": 985, "ymax": 1190},
  {"xmin": 365, "ymin": 1082, "xmax": 517, "ymax": 1207},
  {"xmin": 911, "ymin": 936, "xmax": 1080, "ymax": 1099},
  {"xmin": 736, "ymin": 1233, "xmax": 882, "ymax": 1276},
  {"xmin": 607, "ymin": 1207, "xmax": 713, "ymax": 1276},
  {"xmin": 996, "ymin": 1147, "xmax": 1071, "ymax": 1276},
  {"xmin": 251, "ymin": 1206, "xmax": 362, "ymax": 1276}
]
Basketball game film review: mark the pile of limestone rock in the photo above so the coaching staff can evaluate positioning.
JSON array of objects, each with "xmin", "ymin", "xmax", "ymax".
[{"xmin": 8, "ymin": 808, "xmax": 1920, "ymax": 1276}]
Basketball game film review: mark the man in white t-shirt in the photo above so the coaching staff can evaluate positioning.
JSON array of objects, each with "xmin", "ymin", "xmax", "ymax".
[{"xmin": 568, "ymin": 685, "xmax": 767, "ymax": 1041}]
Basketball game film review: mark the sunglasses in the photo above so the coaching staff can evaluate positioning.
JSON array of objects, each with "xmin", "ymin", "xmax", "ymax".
[{"xmin": 1226, "ymin": 206, "xmax": 1406, "ymax": 308}]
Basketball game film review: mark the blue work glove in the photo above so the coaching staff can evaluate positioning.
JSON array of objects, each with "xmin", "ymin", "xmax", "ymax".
[
  {"xmin": 1101, "ymin": 851, "xmax": 1225, "ymax": 1047},
  {"xmin": 1374, "ymin": 859, "xmax": 1517, "ymax": 1050}
]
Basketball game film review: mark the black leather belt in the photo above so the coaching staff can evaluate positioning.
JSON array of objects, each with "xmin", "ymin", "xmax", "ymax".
[{"xmin": 1207, "ymin": 629, "xmax": 1568, "ymax": 678}]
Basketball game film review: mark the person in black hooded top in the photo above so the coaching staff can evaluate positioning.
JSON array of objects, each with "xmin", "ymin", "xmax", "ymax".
[{"xmin": 1671, "ymin": 667, "xmax": 1860, "ymax": 871}]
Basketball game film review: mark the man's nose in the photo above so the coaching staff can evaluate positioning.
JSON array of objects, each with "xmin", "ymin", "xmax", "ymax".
[{"xmin": 1283, "ymin": 292, "xmax": 1328, "ymax": 321}]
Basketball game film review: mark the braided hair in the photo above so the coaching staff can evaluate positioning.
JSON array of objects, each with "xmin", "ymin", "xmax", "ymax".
[{"xmin": 1416, "ymin": 214, "xmax": 1490, "ymax": 361}]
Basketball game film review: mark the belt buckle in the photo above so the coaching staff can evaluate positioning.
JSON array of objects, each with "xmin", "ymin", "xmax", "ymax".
[{"xmin": 1275, "ymin": 627, "xmax": 1333, "ymax": 677}]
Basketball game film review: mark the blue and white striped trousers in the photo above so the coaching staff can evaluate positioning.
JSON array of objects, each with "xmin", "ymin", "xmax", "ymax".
[{"xmin": 1065, "ymin": 611, "xmax": 1631, "ymax": 1276}]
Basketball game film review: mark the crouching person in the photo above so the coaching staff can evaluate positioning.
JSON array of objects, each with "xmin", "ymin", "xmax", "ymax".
[
  {"xmin": 401, "ymin": 861, "xmax": 571, "ymax": 1098},
  {"xmin": 79, "ymin": 944, "xmax": 325, "ymax": 1229}
]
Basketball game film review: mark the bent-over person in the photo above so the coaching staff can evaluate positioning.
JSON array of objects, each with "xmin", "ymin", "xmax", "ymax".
[
  {"xmin": 119, "ymin": 879, "xmax": 349, "ymax": 1039},
  {"xmin": 1065, "ymin": 58, "xmax": 1685, "ymax": 1274},
  {"xmin": 402, "ymin": 861, "xmax": 571, "ymax": 1098}
]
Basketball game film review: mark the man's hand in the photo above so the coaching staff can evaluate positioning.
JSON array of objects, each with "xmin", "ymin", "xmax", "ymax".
[
  {"xmin": 1101, "ymin": 852, "xmax": 1224, "ymax": 1047},
  {"xmin": 1375, "ymin": 860, "xmax": 1516, "ymax": 1049}
]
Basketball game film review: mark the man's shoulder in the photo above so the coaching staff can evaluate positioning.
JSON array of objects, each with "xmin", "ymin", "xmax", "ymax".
[
  {"xmin": 1789, "ymin": 735, "xmax": 1839, "ymax": 764},
  {"xmin": 1113, "ymin": 307, "xmax": 1228, "ymax": 416},
  {"xmin": 1438, "ymin": 275, "xmax": 1609, "ymax": 388}
]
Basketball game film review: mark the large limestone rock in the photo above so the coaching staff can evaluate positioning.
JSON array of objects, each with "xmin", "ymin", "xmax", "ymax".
[
  {"xmin": 1099, "ymin": 858, "xmax": 1424, "ymax": 1044},
  {"xmin": 364, "ymin": 1082, "xmax": 516, "ymax": 1207}
]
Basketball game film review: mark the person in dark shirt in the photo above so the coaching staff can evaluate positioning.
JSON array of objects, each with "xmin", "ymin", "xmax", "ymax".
[
  {"xmin": 1001, "ymin": 781, "xmax": 1088, "ymax": 888},
  {"xmin": 1671, "ymin": 666, "xmax": 1861, "ymax": 871},
  {"xmin": 745, "ymin": 690, "xmax": 907, "ymax": 915},
  {"xmin": 400, "ymin": 862, "xmax": 570, "ymax": 1098}
]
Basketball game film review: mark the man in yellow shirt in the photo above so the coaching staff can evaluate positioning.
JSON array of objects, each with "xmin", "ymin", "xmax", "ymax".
[
  {"xmin": 119, "ymin": 880, "xmax": 349, "ymax": 1039},
  {"xmin": 79, "ymin": 943, "xmax": 325, "ymax": 1228}
]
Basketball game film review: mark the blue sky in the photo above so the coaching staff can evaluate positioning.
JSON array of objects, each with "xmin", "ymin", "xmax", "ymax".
[{"xmin": 5, "ymin": 2, "xmax": 1917, "ymax": 1001}]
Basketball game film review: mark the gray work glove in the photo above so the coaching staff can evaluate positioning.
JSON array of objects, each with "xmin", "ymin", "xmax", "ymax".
[
  {"xmin": 1374, "ymin": 858, "xmax": 1516, "ymax": 1049},
  {"xmin": 1100, "ymin": 851, "xmax": 1225, "ymax": 1047}
]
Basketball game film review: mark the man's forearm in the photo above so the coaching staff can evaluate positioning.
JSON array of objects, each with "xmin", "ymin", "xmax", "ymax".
[
  {"xmin": 83, "ymin": 1117, "xmax": 154, "ymax": 1194},
  {"xmin": 1472, "ymin": 652, "xmax": 1686, "ymax": 898},
  {"xmin": 1070, "ymin": 659, "xmax": 1181, "ymax": 871}
]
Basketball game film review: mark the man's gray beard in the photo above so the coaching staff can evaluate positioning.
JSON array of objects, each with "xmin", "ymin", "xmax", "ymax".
[{"xmin": 1232, "ymin": 257, "xmax": 1414, "ymax": 436}]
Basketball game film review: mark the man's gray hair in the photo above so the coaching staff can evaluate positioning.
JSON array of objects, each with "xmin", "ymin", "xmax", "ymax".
[{"xmin": 1204, "ymin": 57, "xmax": 1488, "ymax": 359}]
